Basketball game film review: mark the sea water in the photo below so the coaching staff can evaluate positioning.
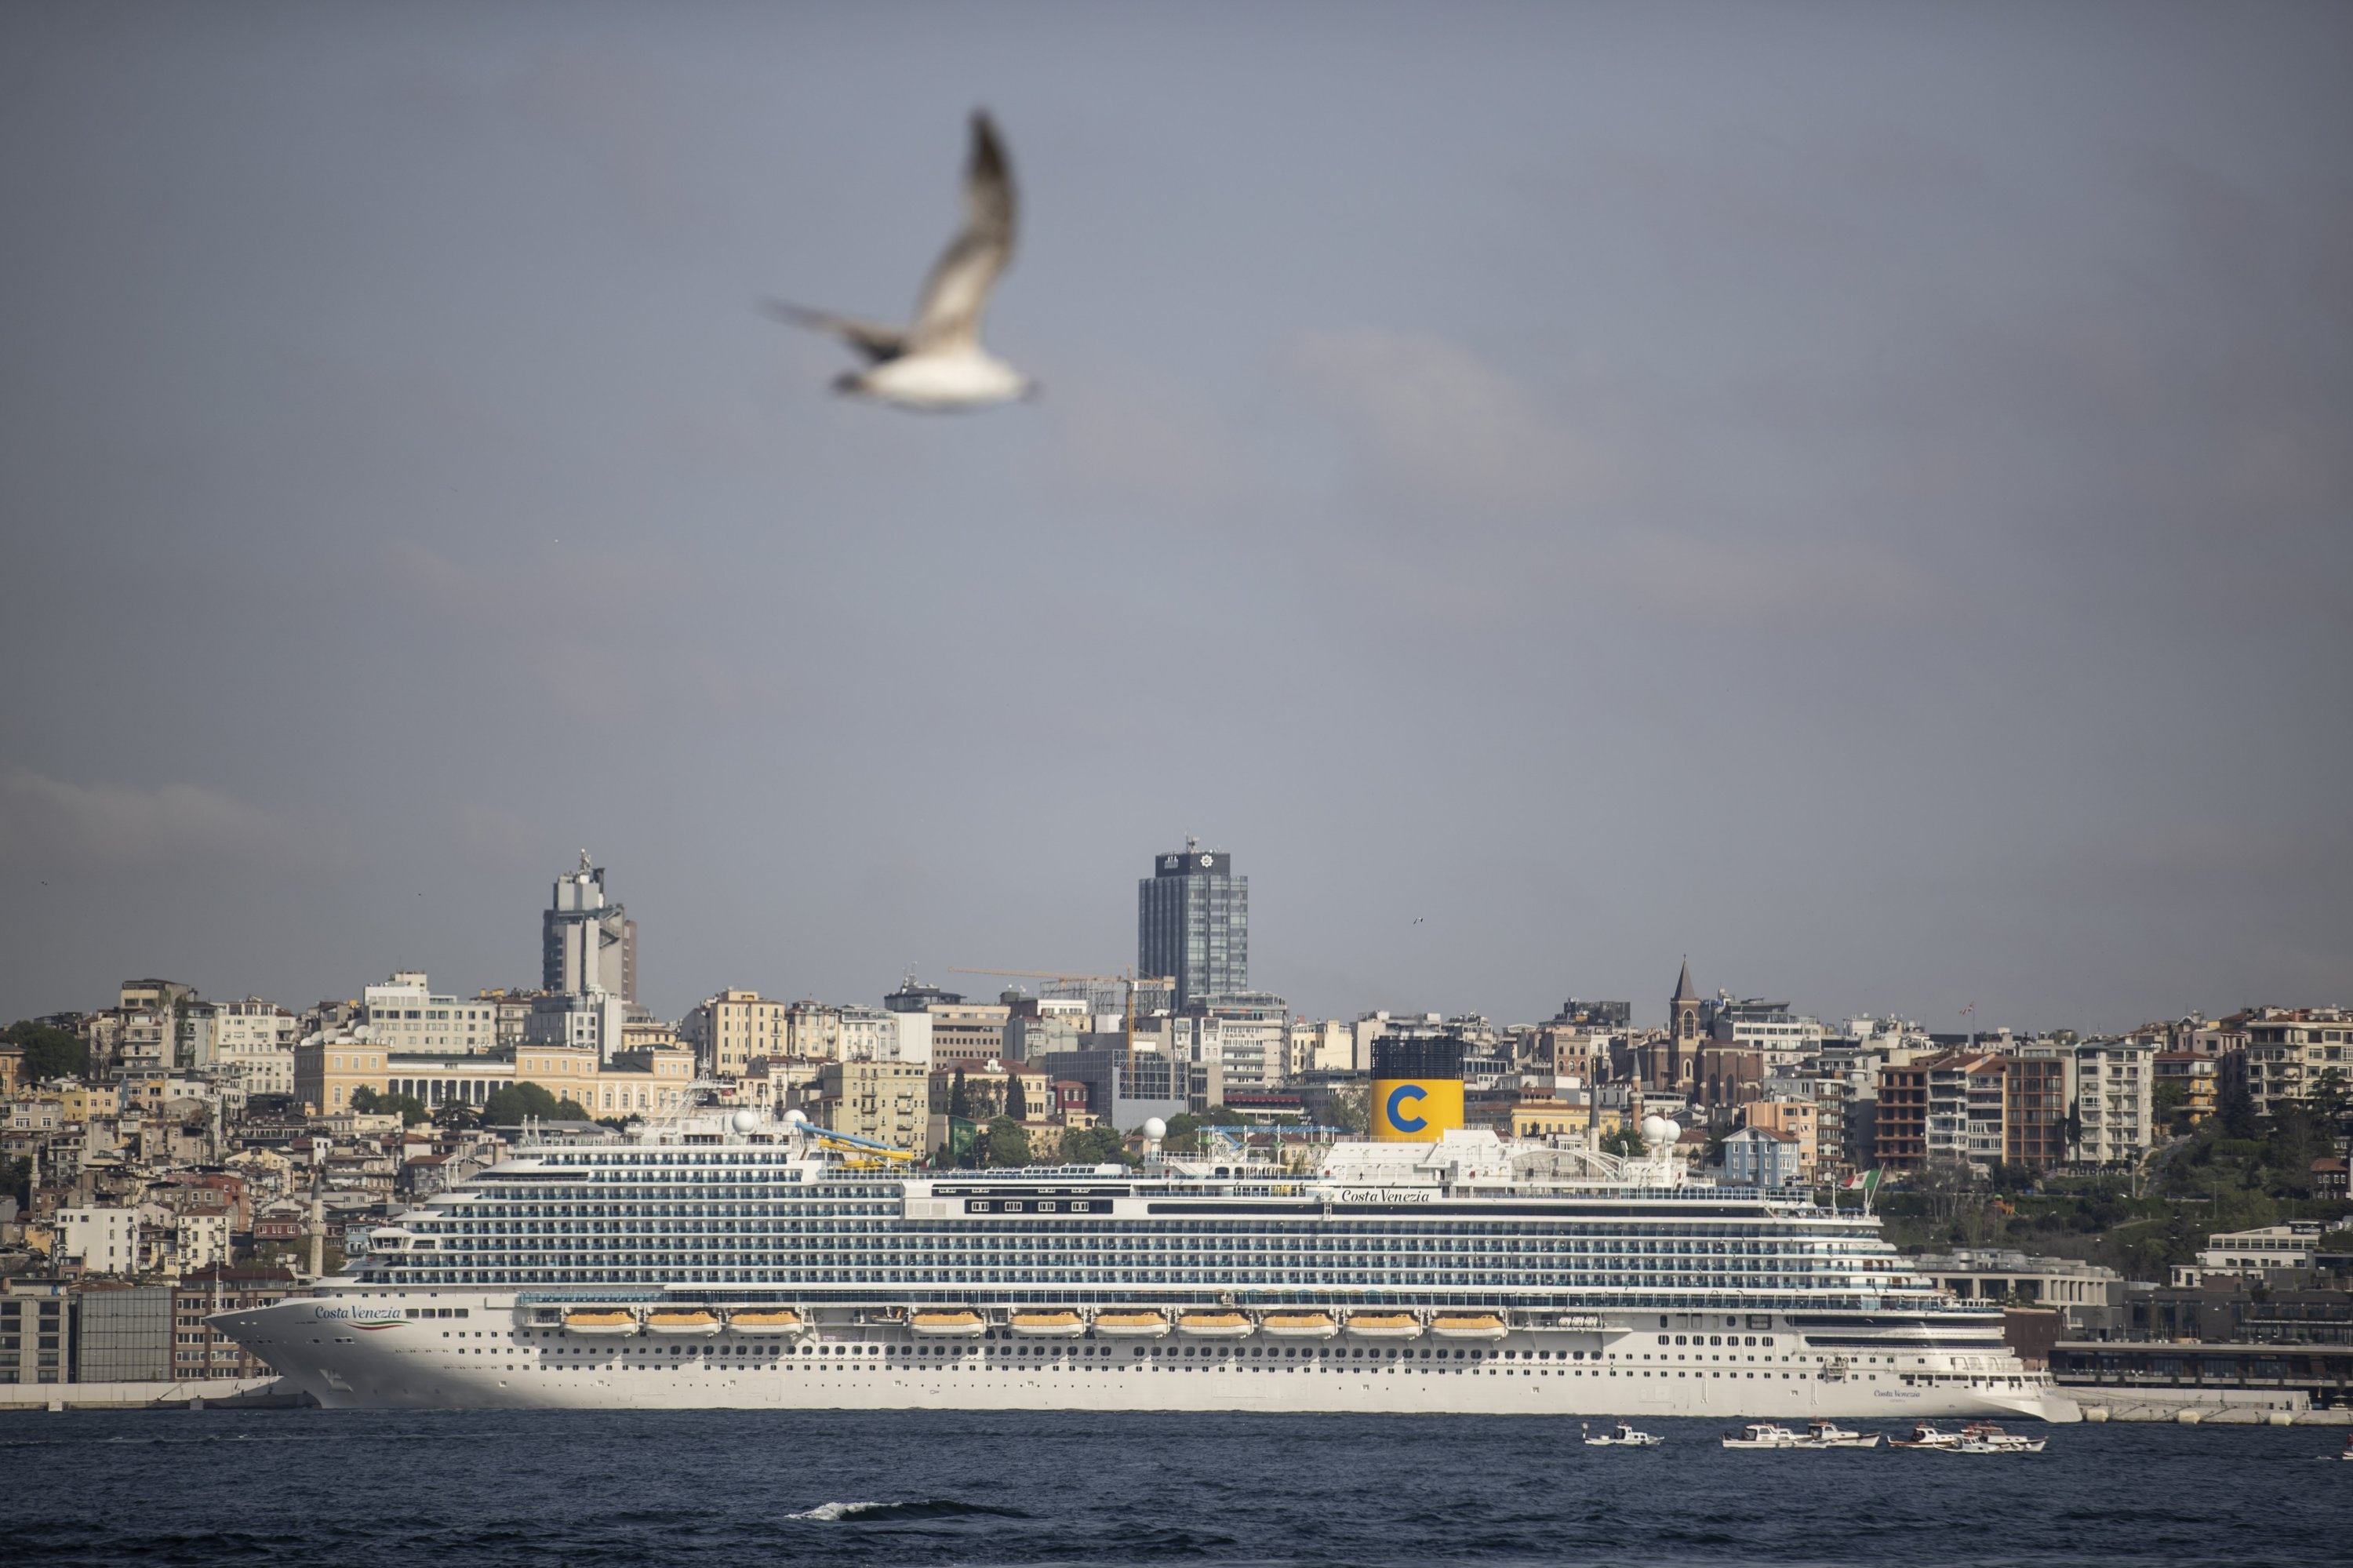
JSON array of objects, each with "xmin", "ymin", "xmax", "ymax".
[{"xmin": 2, "ymin": 1409, "xmax": 2348, "ymax": 1566}]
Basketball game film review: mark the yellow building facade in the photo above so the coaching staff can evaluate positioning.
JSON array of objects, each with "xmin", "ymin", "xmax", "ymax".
[{"xmin": 295, "ymin": 1039, "xmax": 693, "ymax": 1119}]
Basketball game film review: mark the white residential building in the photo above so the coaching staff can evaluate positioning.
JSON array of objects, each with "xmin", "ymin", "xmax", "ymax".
[
  {"xmin": 2170, "ymin": 1222, "xmax": 2329, "ymax": 1286},
  {"xmin": 1286, "ymin": 1019, "xmax": 1355, "ymax": 1078},
  {"xmin": 882, "ymin": 1007, "xmax": 932, "ymax": 1068},
  {"xmin": 56, "ymin": 1206, "xmax": 140, "ymax": 1275},
  {"xmin": 202, "ymin": 996, "xmax": 299, "ymax": 1094},
  {"xmin": 2072, "ymin": 1039, "xmax": 2154, "ymax": 1166},
  {"xmin": 362, "ymin": 973, "xmax": 499, "ymax": 1053},
  {"xmin": 1173, "ymin": 1013, "xmax": 1283, "ymax": 1093},
  {"xmin": 522, "ymin": 990, "xmax": 634, "ymax": 1064},
  {"xmin": 1711, "ymin": 1006, "xmax": 1826, "ymax": 1068},
  {"xmin": 175, "ymin": 1213, "xmax": 231, "ymax": 1271},
  {"xmin": 2234, "ymin": 1008, "xmax": 2353, "ymax": 1117}
]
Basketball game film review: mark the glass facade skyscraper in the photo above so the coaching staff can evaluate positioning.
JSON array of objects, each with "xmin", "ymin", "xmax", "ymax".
[{"xmin": 1138, "ymin": 839, "xmax": 1248, "ymax": 1013}]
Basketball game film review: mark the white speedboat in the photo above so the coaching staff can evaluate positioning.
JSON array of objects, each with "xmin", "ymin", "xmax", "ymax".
[
  {"xmin": 1806, "ymin": 1419, "xmax": 1881, "ymax": 1449},
  {"xmin": 1583, "ymin": 1422, "xmax": 1662, "ymax": 1447},
  {"xmin": 1722, "ymin": 1422, "xmax": 1809, "ymax": 1450},
  {"xmin": 1889, "ymin": 1423, "xmax": 1962, "ymax": 1450},
  {"xmin": 1953, "ymin": 1422, "xmax": 2046, "ymax": 1453}
]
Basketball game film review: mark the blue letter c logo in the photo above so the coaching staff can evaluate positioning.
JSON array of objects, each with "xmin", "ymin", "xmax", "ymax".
[{"xmin": 1386, "ymin": 1083, "xmax": 1427, "ymax": 1133}]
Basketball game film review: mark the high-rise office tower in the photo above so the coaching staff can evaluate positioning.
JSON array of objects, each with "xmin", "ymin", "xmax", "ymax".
[
  {"xmin": 1138, "ymin": 838, "xmax": 1247, "ymax": 1013},
  {"xmin": 543, "ymin": 851, "xmax": 637, "ymax": 1001}
]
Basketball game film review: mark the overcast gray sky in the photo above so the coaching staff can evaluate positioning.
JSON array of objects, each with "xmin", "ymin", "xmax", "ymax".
[{"xmin": 2, "ymin": 2, "xmax": 2348, "ymax": 1036}]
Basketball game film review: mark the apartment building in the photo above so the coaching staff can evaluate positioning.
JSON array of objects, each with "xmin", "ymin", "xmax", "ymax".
[
  {"xmin": 362, "ymin": 973, "xmax": 500, "ymax": 1053},
  {"xmin": 170, "ymin": 1267, "xmax": 297, "ymax": 1380},
  {"xmin": 815, "ymin": 1060, "xmax": 928, "ymax": 1149},
  {"xmin": 2072, "ymin": 1039, "xmax": 2153, "ymax": 1166},
  {"xmin": 1741, "ymin": 1099, "xmax": 1819, "ymax": 1181},
  {"xmin": 2228, "ymin": 1009, "xmax": 2353, "ymax": 1117},
  {"xmin": 2155, "ymin": 1051, "xmax": 2220, "ymax": 1125}
]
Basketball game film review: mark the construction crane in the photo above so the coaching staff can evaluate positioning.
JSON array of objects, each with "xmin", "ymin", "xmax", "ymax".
[{"xmin": 948, "ymin": 966, "xmax": 1175, "ymax": 1090}]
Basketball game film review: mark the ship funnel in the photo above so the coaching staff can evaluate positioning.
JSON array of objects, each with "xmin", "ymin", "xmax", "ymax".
[{"xmin": 1370, "ymin": 1037, "xmax": 1464, "ymax": 1143}]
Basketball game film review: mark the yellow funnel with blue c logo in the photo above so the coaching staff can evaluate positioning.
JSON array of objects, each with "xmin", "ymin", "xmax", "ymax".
[{"xmin": 1369, "ymin": 1038, "xmax": 1465, "ymax": 1142}]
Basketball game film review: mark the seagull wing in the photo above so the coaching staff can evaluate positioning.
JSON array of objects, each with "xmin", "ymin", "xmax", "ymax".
[
  {"xmin": 907, "ymin": 111, "xmax": 1016, "ymax": 355},
  {"xmin": 761, "ymin": 300, "xmax": 906, "ymax": 365}
]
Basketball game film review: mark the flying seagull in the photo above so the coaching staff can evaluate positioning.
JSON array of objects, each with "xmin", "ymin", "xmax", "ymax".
[{"xmin": 766, "ymin": 111, "xmax": 1034, "ymax": 411}]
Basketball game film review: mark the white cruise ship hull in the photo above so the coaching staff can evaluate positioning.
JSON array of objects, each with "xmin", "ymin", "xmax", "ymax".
[{"xmin": 216, "ymin": 1293, "xmax": 2078, "ymax": 1422}]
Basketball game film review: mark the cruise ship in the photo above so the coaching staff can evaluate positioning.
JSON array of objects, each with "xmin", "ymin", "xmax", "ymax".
[{"xmin": 214, "ymin": 1096, "xmax": 2078, "ymax": 1421}]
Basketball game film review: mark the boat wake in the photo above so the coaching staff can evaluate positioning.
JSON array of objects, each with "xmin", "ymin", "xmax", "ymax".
[{"xmin": 785, "ymin": 1499, "xmax": 1027, "ymax": 1523}]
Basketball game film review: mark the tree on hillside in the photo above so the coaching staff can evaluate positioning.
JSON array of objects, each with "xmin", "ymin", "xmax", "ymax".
[
  {"xmin": 3, "ymin": 1020, "xmax": 87, "ymax": 1084},
  {"xmin": 482, "ymin": 1082, "xmax": 588, "ymax": 1124},
  {"xmin": 1598, "ymin": 1122, "xmax": 1647, "ymax": 1159},
  {"xmin": 350, "ymin": 1087, "xmax": 431, "ymax": 1127},
  {"xmin": 1058, "ymin": 1126, "xmax": 1135, "ymax": 1167},
  {"xmin": 981, "ymin": 1115, "xmax": 1030, "ymax": 1168}
]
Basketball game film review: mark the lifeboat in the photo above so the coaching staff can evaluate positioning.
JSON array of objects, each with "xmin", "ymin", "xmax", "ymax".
[
  {"xmin": 1344, "ymin": 1312, "xmax": 1424, "ymax": 1341},
  {"xmin": 642, "ymin": 1310, "xmax": 722, "ymax": 1337},
  {"xmin": 1429, "ymin": 1313, "xmax": 1508, "ymax": 1341},
  {"xmin": 1008, "ymin": 1310, "xmax": 1087, "ymax": 1338},
  {"xmin": 909, "ymin": 1310, "xmax": 987, "ymax": 1338},
  {"xmin": 1091, "ymin": 1311, "xmax": 1172, "ymax": 1339},
  {"xmin": 1175, "ymin": 1312, "xmax": 1254, "ymax": 1340},
  {"xmin": 726, "ymin": 1309, "xmax": 803, "ymax": 1334},
  {"xmin": 1257, "ymin": 1312, "xmax": 1340, "ymax": 1341},
  {"xmin": 562, "ymin": 1310, "xmax": 640, "ymax": 1337}
]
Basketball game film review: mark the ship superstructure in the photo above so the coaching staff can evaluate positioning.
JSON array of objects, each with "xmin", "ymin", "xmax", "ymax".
[{"xmin": 213, "ymin": 1107, "xmax": 2075, "ymax": 1420}]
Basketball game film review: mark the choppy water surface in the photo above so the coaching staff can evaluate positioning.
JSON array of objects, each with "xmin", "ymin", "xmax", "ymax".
[{"xmin": 2, "ymin": 1410, "xmax": 2347, "ymax": 1566}]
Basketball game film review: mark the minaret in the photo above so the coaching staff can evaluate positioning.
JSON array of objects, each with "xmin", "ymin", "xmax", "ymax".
[{"xmin": 307, "ymin": 1171, "xmax": 325, "ymax": 1280}]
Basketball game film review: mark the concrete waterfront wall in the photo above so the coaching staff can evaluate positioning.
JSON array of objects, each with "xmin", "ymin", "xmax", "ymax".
[
  {"xmin": 0, "ymin": 1377, "xmax": 307, "ymax": 1411},
  {"xmin": 2067, "ymin": 1386, "xmax": 2353, "ymax": 1424}
]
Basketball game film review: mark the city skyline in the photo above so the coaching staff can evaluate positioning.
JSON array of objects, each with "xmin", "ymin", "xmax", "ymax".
[
  {"xmin": 2, "ymin": 5, "xmax": 2348, "ymax": 1038},
  {"xmin": 0, "ymin": 842, "xmax": 2328, "ymax": 1043}
]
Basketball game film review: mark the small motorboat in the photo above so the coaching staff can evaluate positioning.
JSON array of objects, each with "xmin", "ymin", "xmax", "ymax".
[
  {"xmin": 1722, "ymin": 1422, "xmax": 1809, "ymax": 1449},
  {"xmin": 1953, "ymin": 1422, "xmax": 2046, "ymax": 1453},
  {"xmin": 1806, "ymin": 1419, "xmax": 1882, "ymax": 1449},
  {"xmin": 1889, "ymin": 1423, "xmax": 1963, "ymax": 1450},
  {"xmin": 1583, "ymin": 1422, "xmax": 1663, "ymax": 1447}
]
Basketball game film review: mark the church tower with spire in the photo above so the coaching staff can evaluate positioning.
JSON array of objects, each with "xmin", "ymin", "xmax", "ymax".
[{"xmin": 1669, "ymin": 958, "xmax": 1703, "ymax": 1088}]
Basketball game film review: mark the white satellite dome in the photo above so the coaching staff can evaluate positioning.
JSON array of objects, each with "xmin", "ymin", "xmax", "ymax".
[
  {"xmin": 1141, "ymin": 1117, "xmax": 1168, "ymax": 1141},
  {"xmin": 730, "ymin": 1109, "xmax": 759, "ymax": 1133},
  {"xmin": 784, "ymin": 1108, "xmax": 809, "ymax": 1126},
  {"xmin": 1639, "ymin": 1115, "xmax": 1677, "ymax": 1149}
]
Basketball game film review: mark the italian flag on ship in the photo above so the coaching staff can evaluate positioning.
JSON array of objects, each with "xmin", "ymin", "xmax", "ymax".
[{"xmin": 1841, "ymin": 1168, "xmax": 1882, "ymax": 1193}]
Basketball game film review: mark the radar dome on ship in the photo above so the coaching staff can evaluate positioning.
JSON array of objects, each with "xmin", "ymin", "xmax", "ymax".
[
  {"xmin": 1639, "ymin": 1115, "xmax": 1677, "ymax": 1149},
  {"xmin": 1142, "ymin": 1118, "xmax": 1167, "ymax": 1141},
  {"xmin": 730, "ymin": 1109, "xmax": 759, "ymax": 1133},
  {"xmin": 784, "ymin": 1109, "xmax": 808, "ymax": 1126}
]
